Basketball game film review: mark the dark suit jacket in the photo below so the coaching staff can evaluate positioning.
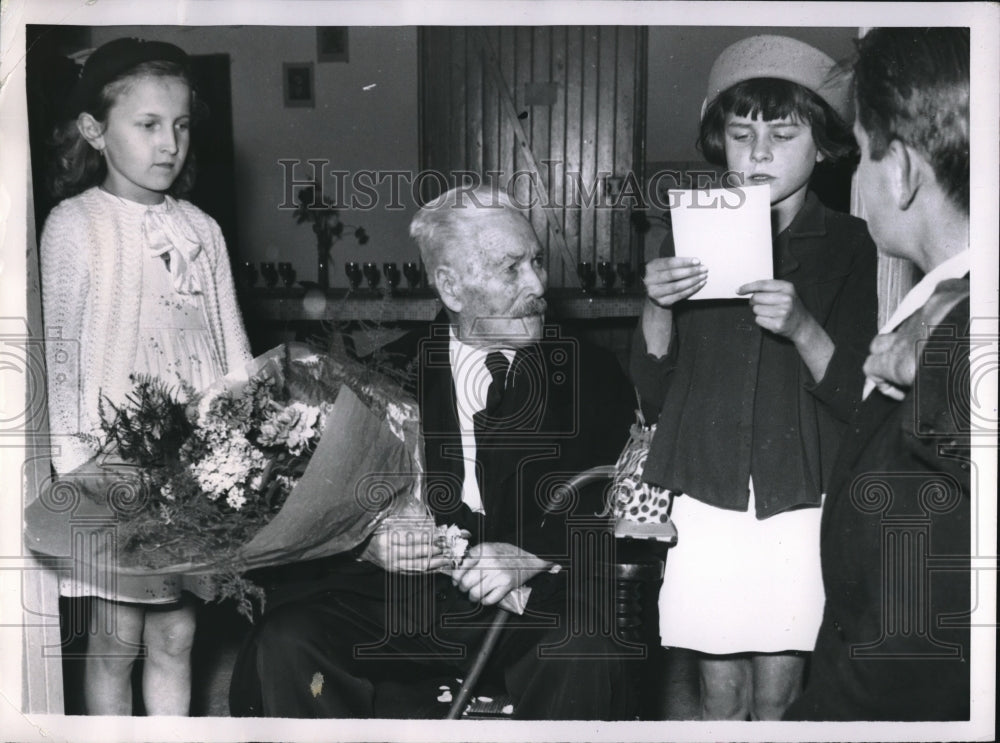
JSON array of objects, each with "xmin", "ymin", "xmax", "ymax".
[
  {"xmin": 256, "ymin": 317, "xmax": 635, "ymax": 611},
  {"xmin": 388, "ymin": 318, "xmax": 636, "ymax": 606},
  {"xmin": 786, "ymin": 294, "xmax": 971, "ymax": 721}
]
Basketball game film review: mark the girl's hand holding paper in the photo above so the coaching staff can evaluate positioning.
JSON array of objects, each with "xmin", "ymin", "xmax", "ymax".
[
  {"xmin": 737, "ymin": 279, "xmax": 812, "ymax": 339},
  {"xmin": 644, "ymin": 257, "xmax": 709, "ymax": 307},
  {"xmin": 738, "ymin": 279, "xmax": 835, "ymax": 382}
]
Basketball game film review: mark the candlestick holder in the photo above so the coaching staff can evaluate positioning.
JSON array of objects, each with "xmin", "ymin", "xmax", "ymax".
[
  {"xmin": 260, "ymin": 261, "xmax": 278, "ymax": 289},
  {"xmin": 363, "ymin": 262, "xmax": 381, "ymax": 292},
  {"xmin": 403, "ymin": 261, "xmax": 421, "ymax": 291},
  {"xmin": 383, "ymin": 262, "xmax": 401, "ymax": 295},
  {"xmin": 344, "ymin": 262, "xmax": 362, "ymax": 291},
  {"xmin": 241, "ymin": 261, "xmax": 257, "ymax": 289},
  {"xmin": 597, "ymin": 261, "xmax": 616, "ymax": 292},
  {"xmin": 278, "ymin": 262, "xmax": 296, "ymax": 288}
]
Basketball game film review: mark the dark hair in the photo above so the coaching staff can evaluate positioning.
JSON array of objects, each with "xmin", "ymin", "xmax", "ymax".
[
  {"xmin": 854, "ymin": 27, "xmax": 969, "ymax": 213},
  {"xmin": 48, "ymin": 60, "xmax": 199, "ymax": 200},
  {"xmin": 698, "ymin": 77, "xmax": 856, "ymax": 168}
]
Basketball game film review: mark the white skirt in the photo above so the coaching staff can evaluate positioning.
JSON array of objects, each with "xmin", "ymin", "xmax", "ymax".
[{"xmin": 658, "ymin": 482, "xmax": 824, "ymax": 654}]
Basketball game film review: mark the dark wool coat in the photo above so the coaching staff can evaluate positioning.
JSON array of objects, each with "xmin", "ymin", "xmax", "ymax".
[
  {"xmin": 786, "ymin": 293, "xmax": 971, "ymax": 721},
  {"xmin": 631, "ymin": 192, "xmax": 878, "ymax": 517}
]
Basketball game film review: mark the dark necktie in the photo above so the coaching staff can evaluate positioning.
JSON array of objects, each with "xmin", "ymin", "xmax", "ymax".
[
  {"xmin": 473, "ymin": 351, "xmax": 509, "ymax": 501},
  {"xmin": 477, "ymin": 351, "xmax": 510, "ymax": 421}
]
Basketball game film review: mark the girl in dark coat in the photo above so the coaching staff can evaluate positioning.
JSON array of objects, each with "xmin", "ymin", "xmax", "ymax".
[{"xmin": 632, "ymin": 35, "xmax": 878, "ymax": 720}]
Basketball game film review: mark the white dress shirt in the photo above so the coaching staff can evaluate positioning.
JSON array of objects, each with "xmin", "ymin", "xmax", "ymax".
[
  {"xmin": 863, "ymin": 249, "xmax": 970, "ymax": 399},
  {"xmin": 448, "ymin": 330, "xmax": 515, "ymax": 514}
]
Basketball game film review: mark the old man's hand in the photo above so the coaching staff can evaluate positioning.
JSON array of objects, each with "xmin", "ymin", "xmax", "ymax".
[
  {"xmin": 361, "ymin": 509, "xmax": 452, "ymax": 574},
  {"xmin": 450, "ymin": 542, "xmax": 555, "ymax": 606}
]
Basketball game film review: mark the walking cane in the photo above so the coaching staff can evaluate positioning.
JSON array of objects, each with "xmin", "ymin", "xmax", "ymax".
[
  {"xmin": 444, "ymin": 467, "xmax": 617, "ymax": 719},
  {"xmin": 445, "ymin": 607, "xmax": 511, "ymax": 719}
]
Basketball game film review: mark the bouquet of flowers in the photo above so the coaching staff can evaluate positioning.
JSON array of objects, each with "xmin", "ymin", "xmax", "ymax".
[{"xmin": 25, "ymin": 343, "xmax": 422, "ymax": 617}]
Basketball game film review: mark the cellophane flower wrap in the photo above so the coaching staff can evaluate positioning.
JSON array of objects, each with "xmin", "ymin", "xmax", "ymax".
[{"xmin": 24, "ymin": 343, "xmax": 423, "ymax": 617}]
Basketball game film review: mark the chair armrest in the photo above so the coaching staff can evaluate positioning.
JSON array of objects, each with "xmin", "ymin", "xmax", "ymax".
[{"xmin": 562, "ymin": 464, "xmax": 617, "ymax": 492}]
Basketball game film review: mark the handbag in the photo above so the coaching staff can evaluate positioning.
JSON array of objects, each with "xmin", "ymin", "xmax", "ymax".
[{"xmin": 603, "ymin": 391, "xmax": 678, "ymax": 543}]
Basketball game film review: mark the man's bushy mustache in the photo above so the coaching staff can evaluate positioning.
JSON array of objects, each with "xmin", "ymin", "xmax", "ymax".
[{"xmin": 514, "ymin": 297, "xmax": 547, "ymax": 317}]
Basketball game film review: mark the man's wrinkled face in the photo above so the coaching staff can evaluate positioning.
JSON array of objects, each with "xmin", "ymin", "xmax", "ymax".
[{"xmin": 452, "ymin": 209, "xmax": 548, "ymax": 347}]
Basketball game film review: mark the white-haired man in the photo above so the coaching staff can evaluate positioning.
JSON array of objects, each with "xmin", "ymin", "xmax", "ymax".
[{"xmin": 231, "ymin": 187, "xmax": 638, "ymax": 719}]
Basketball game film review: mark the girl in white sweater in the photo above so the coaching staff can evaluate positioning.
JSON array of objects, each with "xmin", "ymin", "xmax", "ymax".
[{"xmin": 41, "ymin": 38, "xmax": 251, "ymax": 715}]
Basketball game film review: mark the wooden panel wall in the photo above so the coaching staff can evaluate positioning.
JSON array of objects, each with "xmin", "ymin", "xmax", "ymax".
[{"xmin": 419, "ymin": 27, "xmax": 647, "ymax": 288}]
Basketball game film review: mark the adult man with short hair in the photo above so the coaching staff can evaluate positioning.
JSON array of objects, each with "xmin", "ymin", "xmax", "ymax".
[
  {"xmin": 230, "ymin": 186, "xmax": 637, "ymax": 719},
  {"xmin": 785, "ymin": 27, "xmax": 972, "ymax": 721}
]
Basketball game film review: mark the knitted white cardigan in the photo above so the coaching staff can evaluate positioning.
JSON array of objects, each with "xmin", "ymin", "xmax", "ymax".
[{"xmin": 41, "ymin": 187, "xmax": 252, "ymax": 473}]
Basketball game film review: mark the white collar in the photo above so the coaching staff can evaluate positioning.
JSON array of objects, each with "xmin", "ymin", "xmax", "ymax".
[
  {"xmin": 448, "ymin": 329, "xmax": 516, "ymax": 379},
  {"xmin": 879, "ymin": 249, "xmax": 970, "ymax": 334},
  {"xmin": 862, "ymin": 249, "xmax": 969, "ymax": 400}
]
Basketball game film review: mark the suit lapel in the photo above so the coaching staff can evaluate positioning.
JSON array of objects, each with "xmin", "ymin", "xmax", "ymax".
[
  {"xmin": 419, "ymin": 338, "xmax": 564, "ymax": 536},
  {"xmin": 418, "ymin": 337, "xmax": 466, "ymax": 519},
  {"xmin": 825, "ymin": 391, "xmax": 899, "ymax": 501},
  {"xmin": 828, "ymin": 280, "xmax": 971, "ymax": 503}
]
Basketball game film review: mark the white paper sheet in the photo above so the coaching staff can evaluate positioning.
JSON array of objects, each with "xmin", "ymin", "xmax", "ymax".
[{"xmin": 668, "ymin": 184, "xmax": 773, "ymax": 299}]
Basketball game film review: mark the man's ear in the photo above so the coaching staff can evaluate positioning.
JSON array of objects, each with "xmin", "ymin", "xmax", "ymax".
[
  {"xmin": 886, "ymin": 139, "xmax": 924, "ymax": 210},
  {"xmin": 76, "ymin": 113, "xmax": 106, "ymax": 152},
  {"xmin": 434, "ymin": 266, "xmax": 463, "ymax": 313}
]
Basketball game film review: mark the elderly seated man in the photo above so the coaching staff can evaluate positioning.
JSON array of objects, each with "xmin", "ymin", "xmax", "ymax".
[{"xmin": 230, "ymin": 186, "xmax": 638, "ymax": 719}]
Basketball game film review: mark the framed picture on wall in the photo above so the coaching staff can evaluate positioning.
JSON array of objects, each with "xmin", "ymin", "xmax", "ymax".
[
  {"xmin": 317, "ymin": 26, "xmax": 349, "ymax": 62},
  {"xmin": 283, "ymin": 62, "xmax": 314, "ymax": 107}
]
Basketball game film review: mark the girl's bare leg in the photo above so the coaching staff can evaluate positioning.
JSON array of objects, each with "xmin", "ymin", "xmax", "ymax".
[
  {"xmin": 84, "ymin": 599, "xmax": 144, "ymax": 715},
  {"xmin": 698, "ymin": 654, "xmax": 751, "ymax": 720},
  {"xmin": 141, "ymin": 596, "xmax": 197, "ymax": 716},
  {"xmin": 750, "ymin": 652, "xmax": 806, "ymax": 720}
]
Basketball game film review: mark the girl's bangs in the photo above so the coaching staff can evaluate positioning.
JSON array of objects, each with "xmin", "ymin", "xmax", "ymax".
[{"xmin": 725, "ymin": 79, "xmax": 810, "ymax": 122}]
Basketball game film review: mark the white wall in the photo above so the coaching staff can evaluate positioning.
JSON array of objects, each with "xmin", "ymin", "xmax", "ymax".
[{"xmin": 91, "ymin": 25, "xmax": 420, "ymax": 287}]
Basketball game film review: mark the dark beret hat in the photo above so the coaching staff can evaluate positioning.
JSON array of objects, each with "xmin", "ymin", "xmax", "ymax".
[{"xmin": 68, "ymin": 37, "xmax": 190, "ymax": 116}]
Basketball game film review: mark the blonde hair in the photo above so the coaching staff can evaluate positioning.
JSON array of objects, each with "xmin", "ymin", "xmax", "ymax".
[{"xmin": 49, "ymin": 61, "xmax": 197, "ymax": 200}]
